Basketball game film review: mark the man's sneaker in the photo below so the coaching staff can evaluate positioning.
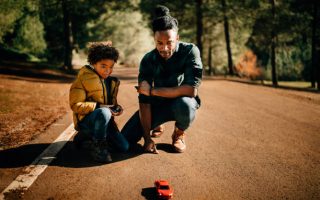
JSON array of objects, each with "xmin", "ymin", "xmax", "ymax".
[
  {"xmin": 171, "ymin": 127, "xmax": 186, "ymax": 153},
  {"xmin": 90, "ymin": 140, "xmax": 112, "ymax": 163},
  {"xmin": 151, "ymin": 125, "xmax": 165, "ymax": 138}
]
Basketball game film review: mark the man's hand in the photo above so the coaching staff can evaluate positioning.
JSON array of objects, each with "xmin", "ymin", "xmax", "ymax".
[
  {"xmin": 136, "ymin": 81, "xmax": 151, "ymax": 96},
  {"xmin": 143, "ymin": 138, "xmax": 159, "ymax": 154}
]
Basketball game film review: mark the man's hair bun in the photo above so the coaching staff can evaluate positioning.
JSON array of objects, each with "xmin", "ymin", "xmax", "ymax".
[
  {"xmin": 154, "ymin": 5, "xmax": 170, "ymax": 18},
  {"xmin": 152, "ymin": 5, "xmax": 178, "ymax": 33}
]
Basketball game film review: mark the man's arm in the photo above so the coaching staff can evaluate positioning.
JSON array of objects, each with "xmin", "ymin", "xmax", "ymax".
[
  {"xmin": 137, "ymin": 55, "xmax": 159, "ymax": 154},
  {"xmin": 139, "ymin": 103, "xmax": 158, "ymax": 153},
  {"xmin": 150, "ymin": 85, "xmax": 197, "ymax": 98}
]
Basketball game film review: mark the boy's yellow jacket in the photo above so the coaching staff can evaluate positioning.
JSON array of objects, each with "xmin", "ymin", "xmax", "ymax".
[{"xmin": 69, "ymin": 65, "xmax": 120, "ymax": 130}]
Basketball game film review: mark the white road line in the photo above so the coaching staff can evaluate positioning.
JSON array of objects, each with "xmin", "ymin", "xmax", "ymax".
[{"xmin": 0, "ymin": 124, "xmax": 76, "ymax": 200}]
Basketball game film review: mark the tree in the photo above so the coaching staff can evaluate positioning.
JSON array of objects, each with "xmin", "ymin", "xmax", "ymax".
[
  {"xmin": 270, "ymin": 0, "xmax": 278, "ymax": 86},
  {"xmin": 39, "ymin": 0, "xmax": 132, "ymax": 69},
  {"xmin": 0, "ymin": 0, "xmax": 25, "ymax": 42},
  {"xmin": 311, "ymin": 0, "xmax": 320, "ymax": 90},
  {"xmin": 246, "ymin": 1, "xmax": 308, "ymax": 83},
  {"xmin": 196, "ymin": 0, "xmax": 203, "ymax": 57},
  {"xmin": 207, "ymin": 43, "xmax": 214, "ymax": 75},
  {"xmin": 90, "ymin": 7, "xmax": 154, "ymax": 67},
  {"xmin": 0, "ymin": 0, "xmax": 46, "ymax": 57},
  {"xmin": 62, "ymin": 0, "xmax": 73, "ymax": 70},
  {"xmin": 221, "ymin": 0, "xmax": 234, "ymax": 75},
  {"xmin": 199, "ymin": 0, "xmax": 263, "ymax": 76}
]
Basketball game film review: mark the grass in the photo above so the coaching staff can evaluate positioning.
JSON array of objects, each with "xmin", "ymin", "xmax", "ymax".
[
  {"xmin": 261, "ymin": 80, "xmax": 313, "ymax": 88},
  {"xmin": 222, "ymin": 76, "xmax": 319, "ymax": 92}
]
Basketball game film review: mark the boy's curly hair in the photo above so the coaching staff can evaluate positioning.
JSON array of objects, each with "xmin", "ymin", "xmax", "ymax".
[{"xmin": 87, "ymin": 41, "xmax": 119, "ymax": 65}]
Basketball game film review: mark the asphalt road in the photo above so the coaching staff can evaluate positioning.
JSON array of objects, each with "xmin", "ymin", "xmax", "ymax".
[{"xmin": 2, "ymin": 68, "xmax": 320, "ymax": 200}]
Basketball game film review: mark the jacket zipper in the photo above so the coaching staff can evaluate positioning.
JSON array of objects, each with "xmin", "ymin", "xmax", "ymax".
[{"xmin": 99, "ymin": 78, "xmax": 106, "ymax": 104}]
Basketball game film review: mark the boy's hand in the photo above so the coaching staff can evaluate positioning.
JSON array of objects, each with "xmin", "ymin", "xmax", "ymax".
[
  {"xmin": 110, "ymin": 105, "xmax": 123, "ymax": 116},
  {"xmin": 99, "ymin": 104, "xmax": 123, "ymax": 116}
]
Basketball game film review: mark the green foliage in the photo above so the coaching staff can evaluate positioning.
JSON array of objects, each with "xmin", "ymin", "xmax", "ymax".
[
  {"xmin": 39, "ymin": 0, "xmax": 133, "ymax": 64},
  {"xmin": 0, "ymin": 0, "xmax": 46, "ymax": 58},
  {"xmin": 0, "ymin": 0, "xmax": 317, "ymax": 82},
  {"xmin": 0, "ymin": 0, "xmax": 25, "ymax": 42},
  {"xmin": 39, "ymin": 0, "xmax": 65, "ymax": 63},
  {"xmin": 88, "ymin": 10, "xmax": 153, "ymax": 67},
  {"xmin": 245, "ymin": 0, "xmax": 316, "ymax": 81},
  {"xmin": 12, "ymin": 15, "xmax": 47, "ymax": 56},
  {"xmin": 0, "ymin": 45, "xmax": 32, "ymax": 61},
  {"xmin": 139, "ymin": 0, "xmax": 197, "ymax": 42}
]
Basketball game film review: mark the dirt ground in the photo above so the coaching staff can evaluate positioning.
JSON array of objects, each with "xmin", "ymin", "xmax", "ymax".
[
  {"xmin": 0, "ymin": 64, "xmax": 320, "ymax": 199},
  {"xmin": 0, "ymin": 63, "xmax": 74, "ymax": 150}
]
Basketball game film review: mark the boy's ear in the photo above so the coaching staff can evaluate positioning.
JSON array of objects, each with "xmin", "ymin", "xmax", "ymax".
[{"xmin": 176, "ymin": 34, "xmax": 180, "ymax": 41}]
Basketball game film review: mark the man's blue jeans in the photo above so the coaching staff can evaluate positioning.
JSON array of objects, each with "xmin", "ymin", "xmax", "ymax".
[
  {"xmin": 121, "ymin": 97, "xmax": 199, "ymax": 144},
  {"xmin": 78, "ymin": 108, "xmax": 129, "ymax": 152}
]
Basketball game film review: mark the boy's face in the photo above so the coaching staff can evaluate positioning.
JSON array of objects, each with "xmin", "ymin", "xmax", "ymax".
[
  {"xmin": 154, "ymin": 29, "xmax": 179, "ymax": 60},
  {"xmin": 93, "ymin": 59, "xmax": 115, "ymax": 79}
]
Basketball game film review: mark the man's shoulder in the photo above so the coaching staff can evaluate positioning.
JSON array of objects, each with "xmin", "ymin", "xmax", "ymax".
[
  {"xmin": 178, "ymin": 41, "xmax": 194, "ymax": 49},
  {"xmin": 178, "ymin": 42, "xmax": 199, "ymax": 55},
  {"xmin": 142, "ymin": 49, "xmax": 157, "ymax": 61}
]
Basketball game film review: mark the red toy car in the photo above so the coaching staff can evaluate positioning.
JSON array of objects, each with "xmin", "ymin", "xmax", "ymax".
[{"xmin": 154, "ymin": 180, "xmax": 174, "ymax": 199}]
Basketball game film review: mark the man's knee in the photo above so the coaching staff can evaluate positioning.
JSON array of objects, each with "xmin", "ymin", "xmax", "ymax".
[
  {"xmin": 117, "ymin": 140, "xmax": 130, "ymax": 153},
  {"xmin": 173, "ymin": 97, "xmax": 197, "ymax": 115},
  {"xmin": 172, "ymin": 97, "xmax": 197, "ymax": 127}
]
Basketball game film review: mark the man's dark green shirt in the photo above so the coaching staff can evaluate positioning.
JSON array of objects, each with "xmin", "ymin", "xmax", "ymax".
[{"xmin": 138, "ymin": 41, "xmax": 203, "ymax": 104}]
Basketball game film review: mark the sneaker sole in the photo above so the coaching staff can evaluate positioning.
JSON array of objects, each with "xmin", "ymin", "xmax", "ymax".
[
  {"xmin": 173, "ymin": 143, "xmax": 186, "ymax": 153},
  {"xmin": 174, "ymin": 146, "xmax": 186, "ymax": 153}
]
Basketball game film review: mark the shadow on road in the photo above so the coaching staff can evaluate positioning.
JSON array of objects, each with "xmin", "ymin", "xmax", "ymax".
[
  {"xmin": 0, "ymin": 67, "xmax": 75, "ymax": 84},
  {"xmin": 0, "ymin": 144, "xmax": 49, "ymax": 168},
  {"xmin": 156, "ymin": 143, "xmax": 179, "ymax": 154},
  {"xmin": 141, "ymin": 187, "xmax": 157, "ymax": 200},
  {"xmin": 0, "ymin": 142, "xmax": 143, "ymax": 168}
]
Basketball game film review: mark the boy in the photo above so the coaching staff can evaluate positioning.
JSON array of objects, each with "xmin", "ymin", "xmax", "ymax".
[{"xmin": 69, "ymin": 41, "xmax": 128, "ymax": 163}]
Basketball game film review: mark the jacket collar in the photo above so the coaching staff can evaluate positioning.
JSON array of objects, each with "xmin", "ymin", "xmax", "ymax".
[{"xmin": 85, "ymin": 65, "xmax": 103, "ymax": 78}]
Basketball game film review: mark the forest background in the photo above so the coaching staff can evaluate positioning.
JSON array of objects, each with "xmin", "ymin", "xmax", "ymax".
[{"xmin": 0, "ymin": 0, "xmax": 319, "ymax": 89}]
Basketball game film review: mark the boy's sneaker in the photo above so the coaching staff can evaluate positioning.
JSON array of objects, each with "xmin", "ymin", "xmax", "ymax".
[
  {"xmin": 73, "ymin": 131, "xmax": 92, "ymax": 149},
  {"xmin": 90, "ymin": 140, "xmax": 112, "ymax": 163},
  {"xmin": 171, "ymin": 127, "xmax": 186, "ymax": 153}
]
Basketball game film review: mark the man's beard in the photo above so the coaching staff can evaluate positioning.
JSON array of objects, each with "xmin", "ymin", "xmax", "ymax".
[{"xmin": 159, "ymin": 51, "xmax": 172, "ymax": 59}]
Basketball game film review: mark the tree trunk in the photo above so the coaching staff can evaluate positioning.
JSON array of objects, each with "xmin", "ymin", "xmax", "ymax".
[
  {"xmin": 311, "ymin": 1, "xmax": 320, "ymax": 90},
  {"xmin": 196, "ymin": 0, "xmax": 203, "ymax": 58},
  {"xmin": 208, "ymin": 45, "xmax": 214, "ymax": 75},
  {"xmin": 270, "ymin": 0, "xmax": 278, "ymax": 86},
  {"xmin": 221, "ymin": 0, "xmax": 234, "ymax": 75},
  {"xmin": 62, "ymin": 0, "xmax": 73, "ymax": 71}
]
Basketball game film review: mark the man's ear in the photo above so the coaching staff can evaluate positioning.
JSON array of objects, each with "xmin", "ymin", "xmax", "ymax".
[{"xmin": 177, "ymin": 34, "xmax": 180, "ymax": 41}]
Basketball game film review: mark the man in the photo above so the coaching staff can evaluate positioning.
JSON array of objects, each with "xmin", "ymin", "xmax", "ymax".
[{"xmin": 122, "ymin": 5, "xmax": 202, "ymax": 153}]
